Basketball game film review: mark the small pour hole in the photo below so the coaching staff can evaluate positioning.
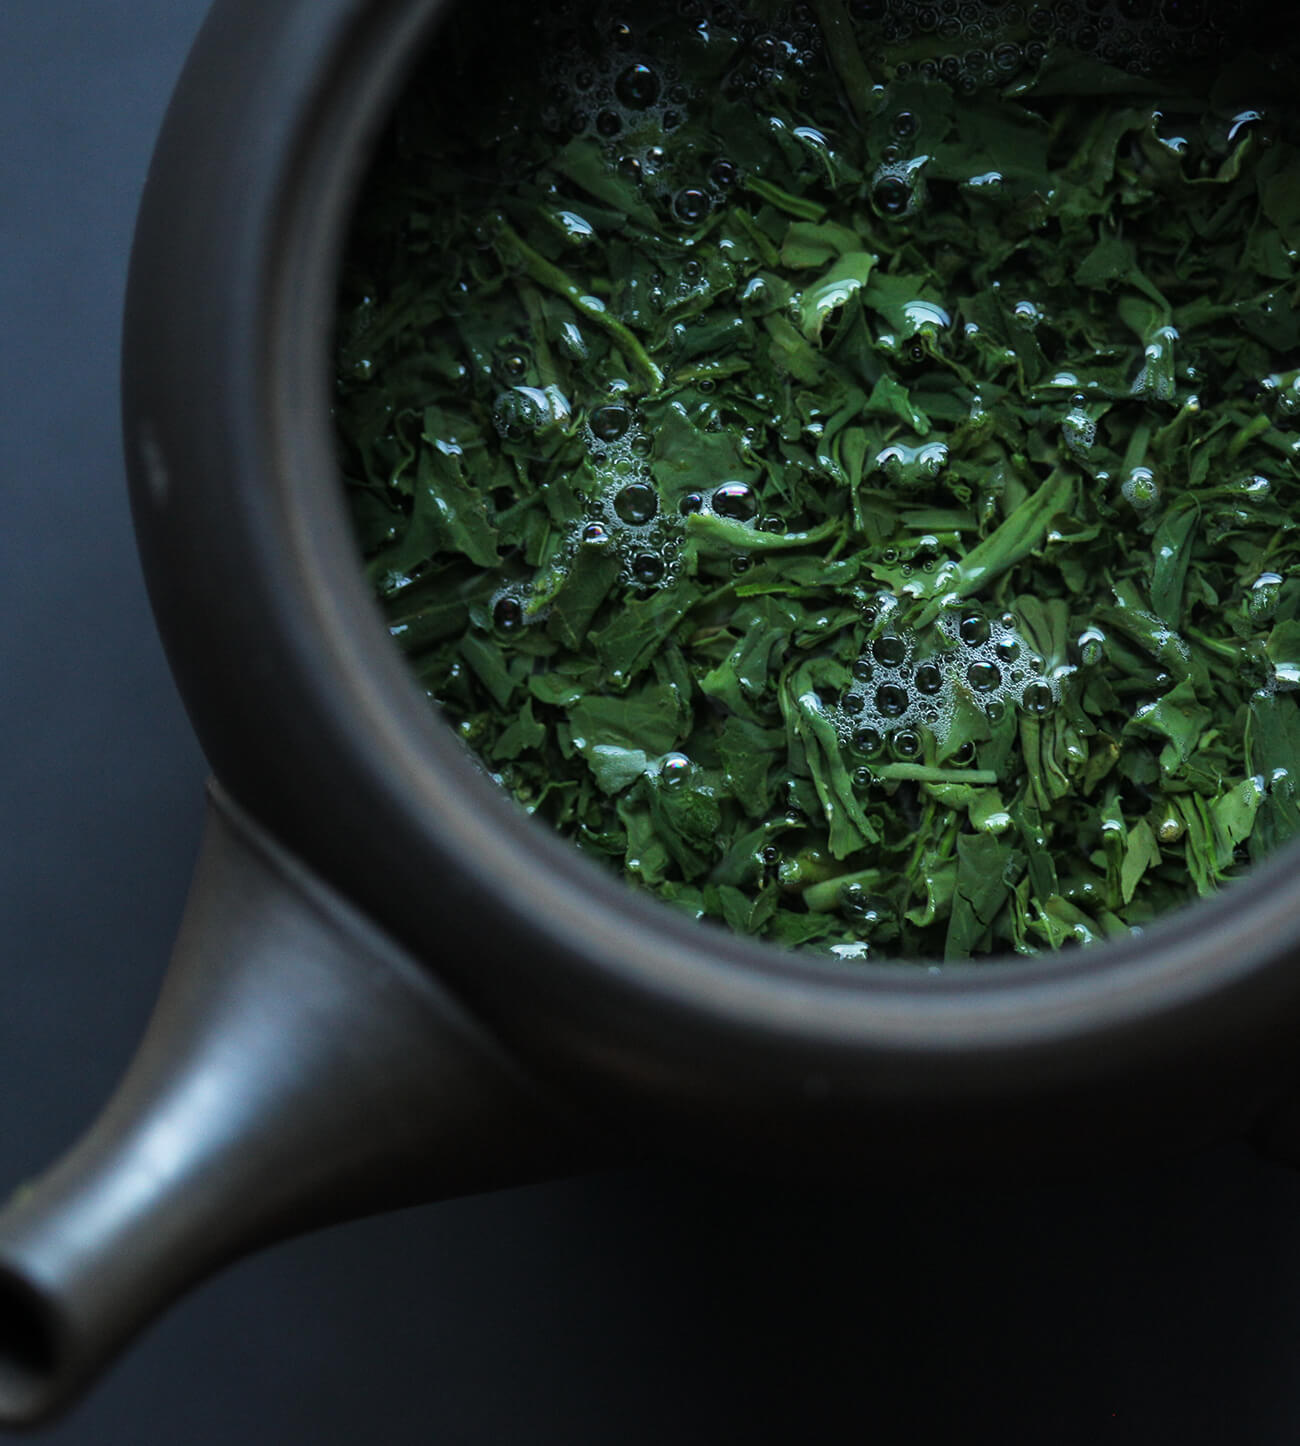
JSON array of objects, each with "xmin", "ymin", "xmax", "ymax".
[{"xmin": 0, "ymin": 1269, "xmax": 64, "ymax": 1422}]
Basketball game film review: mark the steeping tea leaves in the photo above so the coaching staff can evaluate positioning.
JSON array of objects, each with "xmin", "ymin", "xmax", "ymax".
[{"xmin": 334, "ymin": 0, "xmax": 1300, "ymax": 960}]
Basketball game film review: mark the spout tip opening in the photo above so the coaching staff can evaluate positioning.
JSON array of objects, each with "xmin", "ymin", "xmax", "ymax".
[{"xmin": 0, "ymin": 1267, "xmax": 71, "ymax": 1428}]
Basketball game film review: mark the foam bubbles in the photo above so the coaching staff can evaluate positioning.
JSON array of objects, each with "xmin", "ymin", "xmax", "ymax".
[
  {"xmin": 849, "ymin": 0, "xmax": 1233, "ymax": 87},
  {"xmin": 1062, "ymin": 395, "xmax": 1096, "ymax": 456},
  {"xmin": 835, "ymin": 597, "xmax": 1065, "ymax": 751},
  {"xmin": 542, "ymin": 28, "xmax": 684, "ymax": 189},
  {"xmin": 1247, "ymin": 572, "xmax": 1283, "ymax": 623},
  {"xmin": 1121, "ymin": 465, "xmax": 1161, "ymax": 513},
  {"xmin": 492, "ymin": 384, "xmax": 571, "ymax": 440}
]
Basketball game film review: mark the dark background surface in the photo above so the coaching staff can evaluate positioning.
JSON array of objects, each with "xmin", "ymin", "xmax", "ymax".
[{"xmin": 4, "ymin": 3, "xmax": 1300, "ymax": 1442}]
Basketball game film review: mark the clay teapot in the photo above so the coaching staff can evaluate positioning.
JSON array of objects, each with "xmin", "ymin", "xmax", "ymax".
[{"xmin": 1, "ymin": 0, "xmax": 1299, "ymax": 1426}]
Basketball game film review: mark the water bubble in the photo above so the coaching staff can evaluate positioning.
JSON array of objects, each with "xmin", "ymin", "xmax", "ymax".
[
  {"xmin": 995, "ymin": 638, "xmax": 1021, "ymax": 664},
  {"xmin": 951, "ymin": 741, "xmax": 977, "ymax": 766},
  {"xmin": 959, "ymin": 612, "xmax": 990, "ymax": 647},
  {"xmin": 674, "ymin": 188, "xmax": 711, "ymax": 224},
  {"xmin": 615, "ymin": 63, "xmax": 659, "ymax": 108},
  {"xmin": 893, "ymin": 110, "xmax": 918, "ymax": 138},
  {"xmin": 915, "ymin": 662, "xmax": 944, "ymax": 695},
  {"xmin": 597, "ymin": 110, "xmax": 622, "ymax": 137},
  {"xmin": 876, "ymin": 683, "xmax": 910, "ymax": 717},
  {"xmin": 853, "ymin": 726, "xmax": 883, "ymax": 755},
  {"xmin": 852, "ymin": 765, "xmax": 874, "ymax": 787},
  {"xmin": 680, "ymin": 492, "xmax": 704, "ymax": 515},
  {"xmin": 874, "ymin": 439, "xmax": 948, "ymax": 487},
  {"xmin": 873, "ymin": 175, "xmax": 911, "ymax": 214},
  {"xmin": 891, "ymin": 728, "xmax": 922, "ymax": 758},
  {"xmin": 631, "ymin": 552, "xmax": 666, "ymax": 585},
  {"xmin": 843, "ymin": 691, "xmax": 864, "ymax": 711},
  {"xmin": 967, "ymin": 661, "xmax": 1002, "ymax": 693},
  {"xmin": 852, "ymin": 658, "xmax": 875, "ymax": 683},
  {"xmin": 493, "ymin": 596, "xmax": 524, "ymax": 632},
  {"xmin": 839, "ymin": 882, "xmax": 876, "ymax": 919},
  {"xmin": 501, "ymin": 352, "xmax": 528, "ymax": 379},
  {"xmin": 731, "ymin": 555, "xmax": 752, "ymax": 575},
  {"xmin": 873, "ymin": 635, "xmax": 908, "ymax": 667},
  {"xmin": 709, "ymin": 157, "xmax": 738, "ymax": 187},
  {"xmin": 740, "ymin": 276, "xmax": 769, "ymax": 311},
  {"xmin": 590, "ymin": 404, "xmax": 631, "ymax": 442},
  {"xmin": 993, "ymin": 40, "xmax": 1022, "ymax": 71},
  {"xmin": 1156, "ymin": 812, "xmax": 1185, "ymax": 845},
  {"xmin": 613, "ymin": 482, "xmax": 659, "ymax": 525},
  {"xmin": 581, "ymin": 521, "xmax": 611, "ymax": 545},
  {"xmin": 618, "ymin": 156, "xmax": 643, "ymax": 181},
  {"xmin": 1077, "ymin": 626, "xmax": 1106, "ymax": 666},
  {"xmin": 711, "ymin": 481, "xmax": 758, "ymax": 520},
  {"xmin": 757, "ymin": 515, "xmax": 784, "ymax": 533},
  {"xmin": 494, "ymin": 385, "xmax": 568, "ymax": 439},
  {"xmin": 1248, "ymin": 572, "xmax": 1283, "ymax": 623},
  {"xmin": 660, "ymin": 751, "xmax": 692, "ymax": 783},
  {"xmin": 985, "ymin": 699, "xmax": 1006, "ymax": 722},
  {"xmin": 849, "ymin": 890, "xmax": 891, "ymax": 926},
  {"xmin": 1020, "ymin": 682, "xmax": 1055, "ymax": 716},
  {"xmin": 630, "ymin": 435, "xmax": 652, "ymax": 458}
]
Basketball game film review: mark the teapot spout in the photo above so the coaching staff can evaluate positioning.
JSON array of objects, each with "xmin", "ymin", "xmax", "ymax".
[{"xmin": 0, "ymin": 785, "xmax": 592, "ymax": 1424}]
